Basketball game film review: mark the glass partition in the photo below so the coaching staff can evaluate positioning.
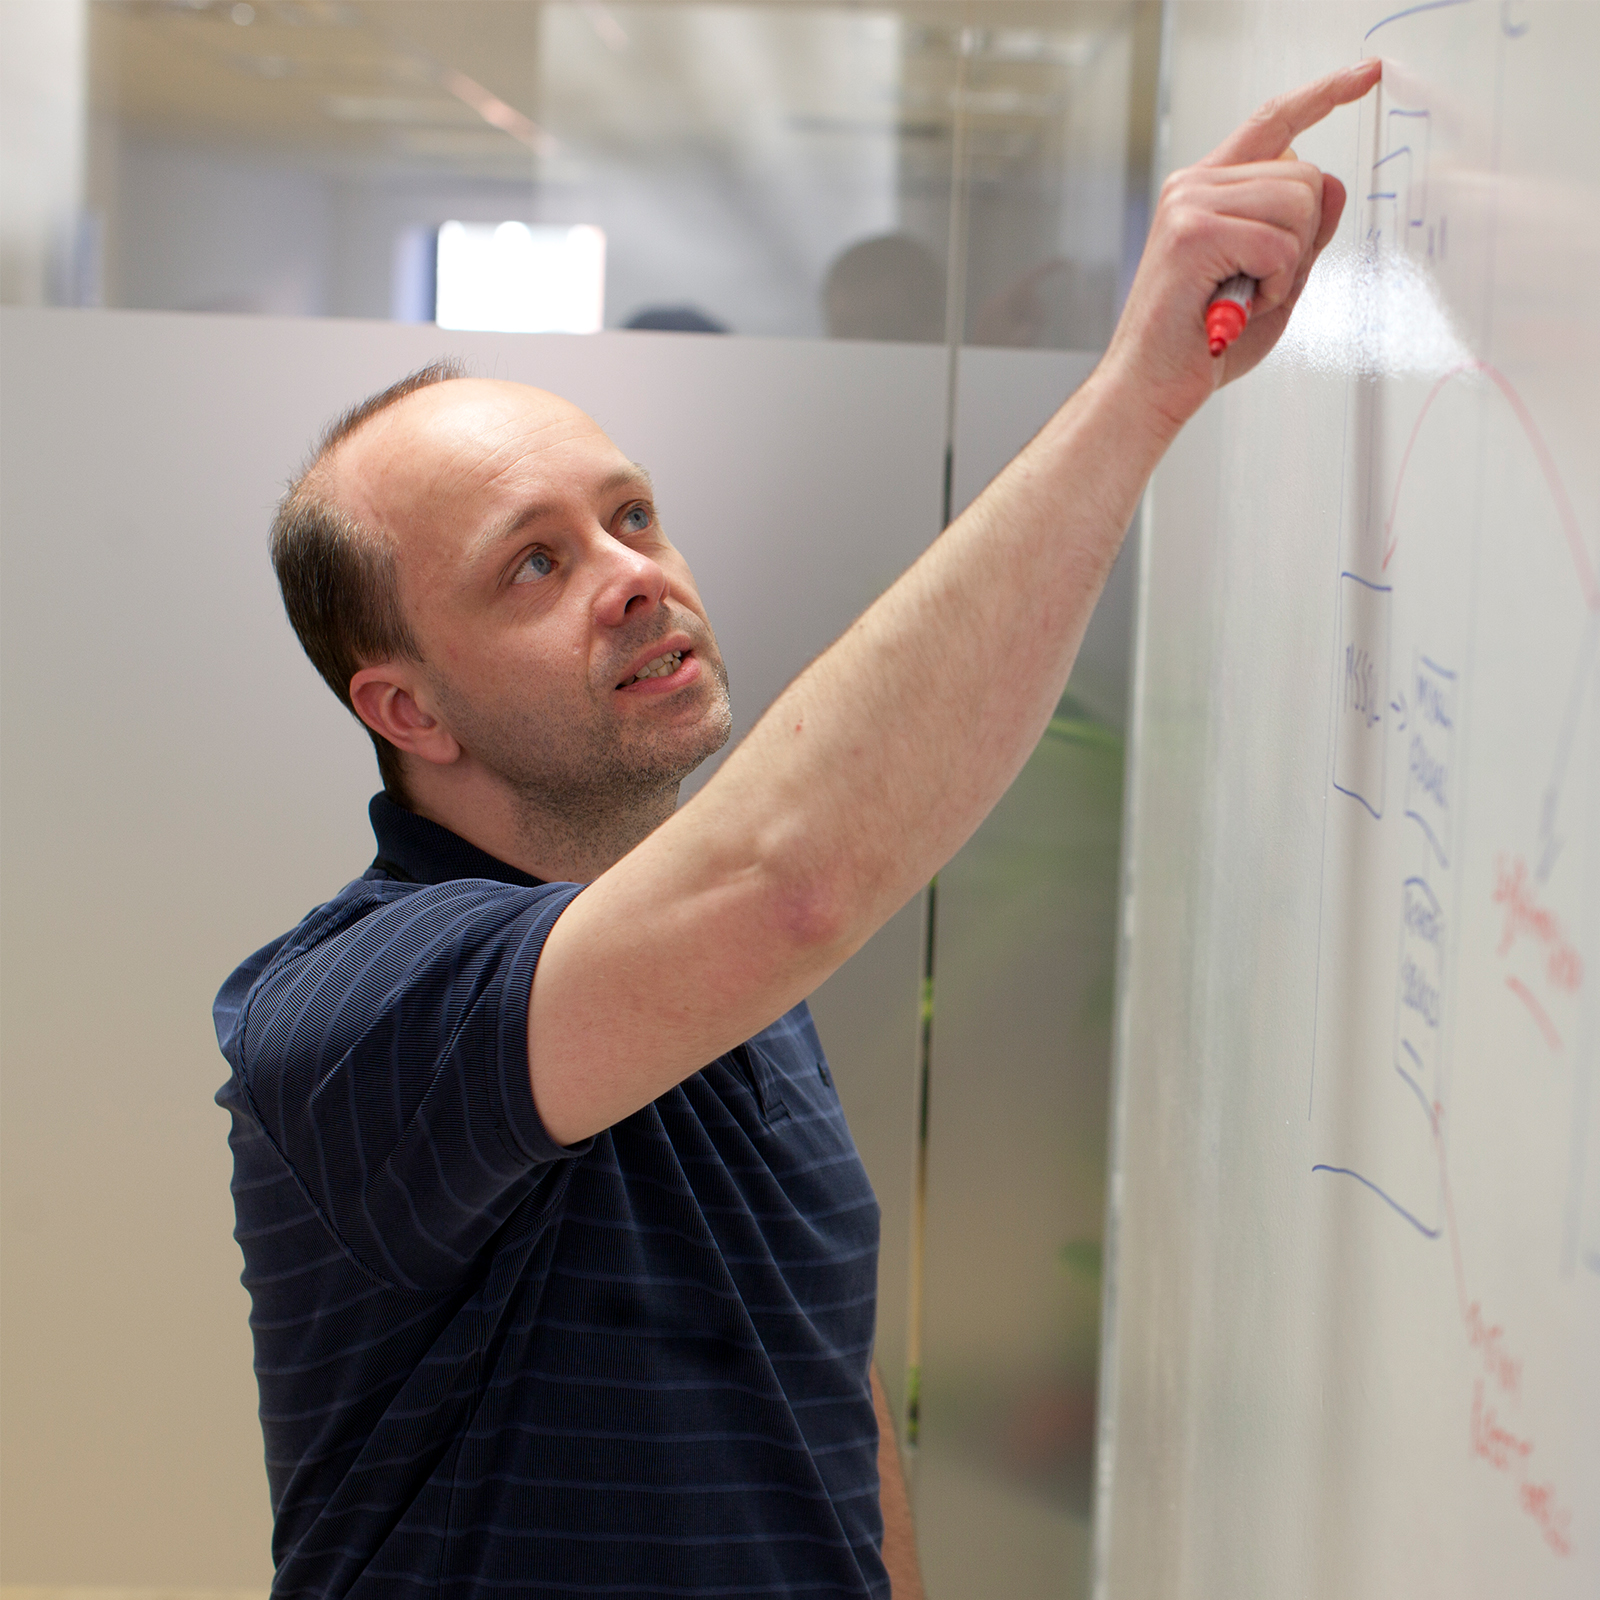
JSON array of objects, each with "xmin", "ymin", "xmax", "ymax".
[
  {"xmin": 914, "ymin": 689, "xmax": 1126, "ymax": 1598},
  {"xmin": 60, "ymin": 1, "xmax": 1154, "ymax": 348},
  {"xmin": 81, "ymin": 0, "xmax": 930, "ymax": 332}
]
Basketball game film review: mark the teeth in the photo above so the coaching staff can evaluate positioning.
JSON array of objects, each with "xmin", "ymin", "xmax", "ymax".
[{"xmin": 628, "ymin": 650, "xmax": 682, "ymax": 683}]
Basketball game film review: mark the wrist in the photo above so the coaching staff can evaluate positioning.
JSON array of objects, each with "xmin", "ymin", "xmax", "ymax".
[{"xmin": 1085, "ymin": 338, "xmax": 1194, "ymax": 460}]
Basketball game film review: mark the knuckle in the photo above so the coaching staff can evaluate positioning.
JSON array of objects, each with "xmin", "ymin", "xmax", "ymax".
[
  {"xmin": 1168, "ymin": 205, "xmax": 1208, "ymax": 248},
  {"xmin": 1159, "ymin": 168, "xmax": 1193, "ymax": 202}
]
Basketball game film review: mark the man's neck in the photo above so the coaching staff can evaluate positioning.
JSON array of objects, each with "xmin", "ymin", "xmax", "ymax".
[{"xmin": 401, "ymin": 767, "xmax": 680, "ymax": 884}]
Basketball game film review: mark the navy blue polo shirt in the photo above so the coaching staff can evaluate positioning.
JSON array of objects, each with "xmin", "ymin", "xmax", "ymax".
[{"xmin": 214, "ymin": 795, "xmax": 885, "ymax": 1597}]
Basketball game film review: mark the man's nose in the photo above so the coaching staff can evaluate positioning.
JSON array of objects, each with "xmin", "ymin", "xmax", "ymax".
[{"xmin": 591, "ymin": 532, "xmax": 670, "ymax": 628}]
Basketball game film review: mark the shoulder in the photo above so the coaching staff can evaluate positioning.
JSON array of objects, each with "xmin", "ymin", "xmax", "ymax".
[
  {"xmin": 212, "ymin": 876, "xmax": 405, "ymax": 1048},
  {"xmin": 213, "ymin": 875, "xmax": 581, "ymax": 1067}
]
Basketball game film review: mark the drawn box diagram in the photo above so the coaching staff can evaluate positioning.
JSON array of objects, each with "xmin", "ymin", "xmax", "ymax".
[
  {"xmin": 1405, "ymin": 654, "xmax": 1457, "ymax": 866},
  {"xmin": 1395, "ymin": 875, "xmax": 1445, "ymax": 1102},
  {"xmin": 1333, "ymin": 572, "xmax": 1393, "ymax": 819},
  {"xmin": 1369, "ymin": 106, "xmax": 1436, "ymax": 260}
]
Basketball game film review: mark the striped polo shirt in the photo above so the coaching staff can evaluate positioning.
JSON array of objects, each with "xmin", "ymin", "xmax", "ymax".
[{"xmin": 214, "ymin": 795, "xmax": 885, "ymax": 1597}]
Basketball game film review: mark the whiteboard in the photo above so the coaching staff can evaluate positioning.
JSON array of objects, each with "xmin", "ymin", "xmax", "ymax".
[{"xmin": 1098, "ymin": 4, "xmax": 1598, "ymax": 1597}]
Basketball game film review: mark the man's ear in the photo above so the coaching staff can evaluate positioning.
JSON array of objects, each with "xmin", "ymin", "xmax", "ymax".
[{"xmin": 348, "ymin": 665, "xmax": 462, "ymax": 768}]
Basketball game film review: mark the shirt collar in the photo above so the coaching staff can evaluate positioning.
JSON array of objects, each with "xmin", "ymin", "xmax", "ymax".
[{"xmin": 368, "ymin": 792, "xmax": 546, "ymax": 888}]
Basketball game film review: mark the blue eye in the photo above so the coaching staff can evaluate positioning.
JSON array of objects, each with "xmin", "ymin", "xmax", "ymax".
[
  {"xmin": 621, "ymin": 504, "xmax": 653, "ymax": 534},
  {"xmin": 514, "ymin": 550, "xmax": 554, "ymax": 584}
]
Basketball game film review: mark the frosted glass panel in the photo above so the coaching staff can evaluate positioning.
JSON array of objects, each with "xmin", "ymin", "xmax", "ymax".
[
  {"xmin": 944, "ymin": 3, "xmax": 1160, "ymax": 351},
  {"xmin": 915, "ymin": 713, "xmax": 1123, "ymax": 1599},
  {"xmin": 62, "ymin": 1, "xmax": 1152, "ymax": 347},
  {"xmin": 76, "ymin": 1, "xmax": 948, "ymax": 334},
  {"xmin": 907, "ymin": 347, "xmax": 1129, "ymax": 1599}
]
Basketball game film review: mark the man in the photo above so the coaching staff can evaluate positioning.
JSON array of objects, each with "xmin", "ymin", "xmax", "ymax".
[{"xmin": 215, "ymin": 63, "xmax": 1379, "ymax": 1597}]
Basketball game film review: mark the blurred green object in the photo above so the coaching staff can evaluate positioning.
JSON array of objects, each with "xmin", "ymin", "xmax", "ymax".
[
  {"xmin": 1058, "ymin": 1239, "xmax": 1104, "ymax": 1285},
  {"xmin": 1046, "ymin": 703, "xmax": 1125, "ymax": 755}
]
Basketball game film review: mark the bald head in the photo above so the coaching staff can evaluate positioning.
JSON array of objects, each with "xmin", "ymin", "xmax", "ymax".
[
  {"xmin": 270, "ymin": 362, "xmax": 728, "ymax": 831},
  {"xmin": 319, "ymin": 378, "xmax": 607, "ymax": 554},
  {"xmin": 313, "ymin": 377, "xmax": 660, "ymax": 668}
]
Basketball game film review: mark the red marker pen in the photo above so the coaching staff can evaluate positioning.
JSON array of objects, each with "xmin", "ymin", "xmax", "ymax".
[{"xmin": 1206, "ymin": 273, "xmax": 1255, "ymax": 356}]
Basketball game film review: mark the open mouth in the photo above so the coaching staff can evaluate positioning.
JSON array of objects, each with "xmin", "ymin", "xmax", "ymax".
[{"xmin": 619, "ymin": 649, "xmax": 686, "ymax": 687}]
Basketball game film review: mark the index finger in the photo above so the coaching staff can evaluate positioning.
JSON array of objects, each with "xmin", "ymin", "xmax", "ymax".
[{"xmin": 1200, "ymin": 58, "xmax": 1381, "ymax": 168}]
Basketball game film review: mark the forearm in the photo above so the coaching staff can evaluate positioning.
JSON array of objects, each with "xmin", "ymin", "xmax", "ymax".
[
  {"xmin": 533, "ymin": 367, "xmax": 1170, "ymax": 1142},
  {"xmin": 696, "ymin": 360, "xmax": 1172, "ymax": 954}
]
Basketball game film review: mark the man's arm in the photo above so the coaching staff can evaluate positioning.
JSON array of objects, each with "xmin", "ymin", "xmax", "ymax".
[
  {"xmin": 529, "ymin": 61, "xmax": 1380, "ymax": 1145},
  {"xmin": 873, "ymin": 1365, "xmax": 924, "ymax": 1599}
]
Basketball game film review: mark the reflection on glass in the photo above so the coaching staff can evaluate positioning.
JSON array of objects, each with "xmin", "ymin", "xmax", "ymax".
[
  {"xmin": 80, "ymin": 0, "xmax": 913, "ymax": 329},
  {"xmin": 970, "ymin": 23, "xmax": 1138, "ymax": 348},
  {"xmin": 536, "ymin": 2, "xmax": 908, "ymax": 336},
  {"xmin": 823, "ymin": 233, "xmax": 946, "ymax": 342},
  {"xmin": 60, "ymin": 0, "xmax": 1152, "ymax": 349}
]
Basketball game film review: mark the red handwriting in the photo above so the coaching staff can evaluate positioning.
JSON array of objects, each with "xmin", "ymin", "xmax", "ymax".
[
  {"xmin": 1468, "ymin": 1381, "xmax": 1571, "ymax": 1554},
  {"xmin": 1470, "ymin": 1379, "xmax": 1532, "ymax": 1471},
  {"xmin": 1505, "ymin": 976, "xmax": 1563, "ymax": 1052},
  {"xmin": 1436, "ymin": 1115, "xmax": 1573, "ymax": 1556},
  {"xmin": 1464, "ymin": 1302, "xmax": 1522, "ymax": 1397},
  {"xmin": 1492, "ymin": 855, "xmax": 1583, "ymax": 993},
  {"xmin": 1381, "ymin": 361, "xmax": 1600, "ymax": 614},
  {"xmin": 1520, "ymin": 1481, "xmax": 1574, "ymax": 1559}
]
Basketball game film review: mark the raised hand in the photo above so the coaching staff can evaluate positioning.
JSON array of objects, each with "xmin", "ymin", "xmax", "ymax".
[{"xmin": 1104, "ymin": 58, "xmax": 1382, "ymax": 437}]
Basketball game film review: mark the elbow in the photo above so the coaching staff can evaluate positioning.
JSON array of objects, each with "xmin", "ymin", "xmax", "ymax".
[{"xmin": 763, "ymin": 859, "xmax": 856, "ymax": 964}]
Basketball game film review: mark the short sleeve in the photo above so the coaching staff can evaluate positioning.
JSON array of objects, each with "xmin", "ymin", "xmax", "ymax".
[{"xmin": 216, "ymin": 878, "xmax": 587, "ymax": 1291}]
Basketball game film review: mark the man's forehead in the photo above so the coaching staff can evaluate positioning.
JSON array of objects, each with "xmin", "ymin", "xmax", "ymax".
[
  {"xmin": 352, "ymin": 377, "xmax": 604, "ymax": 470},
  {"xmin": 327, "ymin": 378, "xmax": 620, "ymax": 529},
  {"xmin": 387, "ymin": 376, "xmax": 592, "ymax": 439}
]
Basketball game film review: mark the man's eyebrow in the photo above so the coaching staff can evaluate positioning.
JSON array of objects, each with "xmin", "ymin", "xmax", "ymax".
[{"xmin": 469, "ymin": 463, "xmax": 656, "ymax": 563}]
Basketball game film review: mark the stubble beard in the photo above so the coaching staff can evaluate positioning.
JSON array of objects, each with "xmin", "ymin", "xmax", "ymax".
[{"xmin": 431, "ymin": 644, "xmax": 733, "ymax": 869}]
